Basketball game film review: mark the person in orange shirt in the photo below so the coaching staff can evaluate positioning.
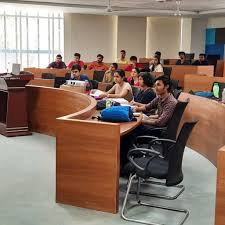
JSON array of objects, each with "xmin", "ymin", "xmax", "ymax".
[
  {"xmin": 88, "ymin": 54, "xmax": 109, "ymax": 71},
  {"xmin": 67, "ymin": 53, "xmax": 85, "ymax": 69}
]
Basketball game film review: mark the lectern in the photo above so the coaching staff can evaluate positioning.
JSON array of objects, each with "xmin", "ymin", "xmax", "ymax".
[{"xmin": 0, "ymin": 74, "xmax": 33, "ymax": 137}]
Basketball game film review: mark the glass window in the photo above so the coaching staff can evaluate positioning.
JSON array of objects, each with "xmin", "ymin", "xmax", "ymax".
[{"xmin": 0, "ymin": 8, "xmax": 64, "ymax": 70}]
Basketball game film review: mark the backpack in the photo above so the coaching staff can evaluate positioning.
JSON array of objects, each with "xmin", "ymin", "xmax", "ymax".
[{"xmin": 100, "ymin": 106, "xmax": 135, "ymax": 122}]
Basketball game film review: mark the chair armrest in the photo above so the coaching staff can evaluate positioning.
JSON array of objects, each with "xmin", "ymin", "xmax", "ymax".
[
  {"xmin": 136, "ymin": 135, "xmax": 158, "ymax": 144},
  {"xmin": 149, "ymin": 138, "xmax": 176, "ymax": 146},
  {"xmin": 127, "ymin": 148, "xmax": 160, "ymax": 171}
]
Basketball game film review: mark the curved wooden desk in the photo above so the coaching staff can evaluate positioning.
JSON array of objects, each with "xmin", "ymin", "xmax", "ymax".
[
  {"xmin": 26, "ymin": 84, "xmax": 142, "ymax": 213},
  {"xmin": 25, "ymin": 84, "xmax": 225, "ymax": 224},
  {"xmin": 179, "ymin": 93, "xmax": 225, "ymax": 225}
]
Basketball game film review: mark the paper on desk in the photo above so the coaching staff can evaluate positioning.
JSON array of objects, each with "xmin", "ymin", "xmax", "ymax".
[
  {"xmin": 110, "ymin": 98, "xmax": 129, "ymax": 105},
  {"xmin": 90, "ymin": 89, "xmax": 104, "ymax": 97}
]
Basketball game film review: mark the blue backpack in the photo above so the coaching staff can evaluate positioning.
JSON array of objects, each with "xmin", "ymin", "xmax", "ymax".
[{"xmin": 100, "ymin": 106, "xmax": 134, "ymax": 122}]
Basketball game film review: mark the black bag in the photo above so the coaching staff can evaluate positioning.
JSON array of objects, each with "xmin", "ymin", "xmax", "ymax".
[{"xmin": 96, "ymin": 100, "xmax": 120, "ymax": 110}]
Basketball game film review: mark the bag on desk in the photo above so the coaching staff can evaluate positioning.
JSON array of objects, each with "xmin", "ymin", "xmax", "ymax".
[
  {"xmin": 100, "ymin": 106, "xmax": 134, "ymax": 122},
  {"xmin": 96, "ymin": 100, "xmax": 120, "ymax": 110}
]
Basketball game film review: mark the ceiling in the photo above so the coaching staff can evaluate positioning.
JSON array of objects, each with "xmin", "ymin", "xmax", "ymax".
[{"xmin": 1, "ymin": 0, "xmax": 225, "ymax": 17}]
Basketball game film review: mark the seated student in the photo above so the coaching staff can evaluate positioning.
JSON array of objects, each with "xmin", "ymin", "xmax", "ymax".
[
  {"xmin": 67, "ymin": 53, "xmax": 85, "ymax": 69},
  {"xmin": 176, "ymin": 51, "xmax": 190, "ymax": 65},
  {"xmin": 125, "ymin": 56, "xmax": 138, "ymax": 71},
  {"xmin": 192, "ymin": 53, "xmax": 209, "ymax": 66},
  {"xmin": 47, "ymin": 54, "xmax": 66, "ymax": 69},
  {"xmin": 127, "ymin": 68, "xmax": 140, "ymax": 87},
  {"xmin": 102, "ymin": 63, "xmax": 118, "ymax": 84},
  {"xmin": 99, "ymin": 69, "xmax": 133, "ymax": 102},
  {"xmin": 116, "ymin": 50, "xmax": 129, "ymax": 64},
  {"xmin": 133, "ymin": 72, "xmax": 156, "ymax": 104},
  {"xmin": 66, "ymin": 64, "xmax": 89, "ymax": 81},
  {"xmin": 149, "ymin": 55, "xmax": 164, "ymax": 72},
  {"xmin": 120, "ymin": 75, "xmax": 177, "ymax": 166},
  {"xmin": 88, "ymin": 54, "xmax": 109, "ymax": 71}
]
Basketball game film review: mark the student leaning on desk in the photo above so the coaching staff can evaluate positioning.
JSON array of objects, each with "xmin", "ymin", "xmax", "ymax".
[{"xmin": 99, "ymin": 69, "xmax": 133, "ymax": 102}]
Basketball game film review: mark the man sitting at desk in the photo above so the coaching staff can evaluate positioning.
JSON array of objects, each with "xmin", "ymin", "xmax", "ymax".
[
  {"xmin": 66, "ymin": 64, "xmax": 89, "ymax": 81},
  {"xmin": 192, "ymin": 53, "xmax": 209, "ymax": 66},
  {"xmin": 176, "ymin": 51, "xmax": 190, "ymax": 65},
  {"xmin": 47, "ymin": 54, "xmax": 67, "ymax": 69},
  {"xmin": 88, "ymin": 54, "xmax": 109, "ymax": 71},
  {"xmin": 120, "ymin": 75, "xmax": 177, "ymax": 166}
]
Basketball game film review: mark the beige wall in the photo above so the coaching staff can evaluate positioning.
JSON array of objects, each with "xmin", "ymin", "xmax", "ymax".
[
  {"xmin": 146, "ymin": 17, "xmax": 181, "ymax": 59},
  {"xmin": 117, "ymin": 16, "xmax": 147, "ymax": 61},
  {"xmin": 64, "ymin": 13, "xmax": 117, "ymax": 64},
  {"xmin": 208, "ymin": 17, "xmax": 225, "ymax": 28}
]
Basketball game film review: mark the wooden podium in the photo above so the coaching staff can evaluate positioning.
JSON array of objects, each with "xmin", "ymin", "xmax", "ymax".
[{"xmin": 0, "ymin": 74, "xmax": 33, "ymax": 137}]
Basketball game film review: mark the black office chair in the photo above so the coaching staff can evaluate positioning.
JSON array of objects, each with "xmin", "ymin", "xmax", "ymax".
[
  {"xmin": 89, "ymin": 80, "xmax": 98, "ymax": 89},
  {"xmin": 121, "ymin": 121, "xmax": 198, "ymax": 225},
  {"xmin": 93, "ymin": 71, "xmax": 105, "ymax": 82},
  {"xmin": 42, "ymin": 73, "xmax": 56, "ymax": 79},
  {"xmin": 163, "ymin": 67, "xmax": 172, "ymax": 79}
]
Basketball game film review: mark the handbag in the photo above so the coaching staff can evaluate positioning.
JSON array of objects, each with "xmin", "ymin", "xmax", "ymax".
[{"xmin": 100, "ymin": 106, "xmax": 134, "ymax": 122}]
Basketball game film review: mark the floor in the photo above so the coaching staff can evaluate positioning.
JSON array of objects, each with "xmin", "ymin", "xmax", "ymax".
[{"xmin": 0, "ymin": 133, "xmax": 216, "ymax": 225}]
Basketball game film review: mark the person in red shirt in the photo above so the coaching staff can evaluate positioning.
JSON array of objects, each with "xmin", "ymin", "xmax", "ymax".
[
  {"xmin": 88, "ymin": 54, "xmax": 109, "ymax": 71},
  {"xmin": 125, "ymin": 56, "xmax": 138, "ymax": 71},
  {"xmin": 67, "ymin": 53, "xmax": 85, "ymax": 69}
]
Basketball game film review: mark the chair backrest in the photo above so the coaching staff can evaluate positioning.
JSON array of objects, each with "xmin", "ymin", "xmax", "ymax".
[
  {"xmin": 164, "ymin": 99, "xmax": 189, "ymax": 141},
  {"xmin": 166, "ymin": 121, "xmax": 198, "ymax": 186},
  {"xmin": 89, "ymin": 80, "xmax": 98, "ymax": 89},
  {"xmin": 93, "ymin": 71, "xmax": 105, "ymax": 82},
  {"xmin": 171, "ymin": 79, "xmax": 179, "ymax": 90},
  {"xmin": 131, "ymin": 86, "xmax": 140, "ymax": 99},
  {"xmin": 42, "ymin": 73, "xmax": 56, "ymax": 79},
  {"xmin": 163, "ymin": 67, "xmax": 172, "ymax": 78}
]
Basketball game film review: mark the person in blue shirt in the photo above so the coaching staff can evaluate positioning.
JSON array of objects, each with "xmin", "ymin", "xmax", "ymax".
[{"xmin": 68, "ymin": 64, "xmax": 90, "ymax": 81}]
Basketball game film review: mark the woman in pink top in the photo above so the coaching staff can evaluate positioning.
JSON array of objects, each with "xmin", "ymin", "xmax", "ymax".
[{"xmin": 127, "ymin": 68, "xmax": 140, "ymax": 87}]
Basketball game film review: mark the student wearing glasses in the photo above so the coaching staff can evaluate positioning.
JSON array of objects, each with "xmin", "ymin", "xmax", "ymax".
[
  {"xmin": 99, "ymin": 69, "xmax": 133, "ymax": 102},
  {"xmin": 67, "ymin": 64, "xmax": 89, "ymax": 81}
]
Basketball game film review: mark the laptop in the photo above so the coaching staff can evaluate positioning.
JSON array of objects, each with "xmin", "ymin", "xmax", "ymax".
[{"xmin": 11, "ymin": 63, "xmax": 21, "ymax": 75}]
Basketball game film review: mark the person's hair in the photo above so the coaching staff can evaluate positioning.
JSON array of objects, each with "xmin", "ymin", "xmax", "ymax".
[
  {"xmin": 71, "ymin": 64, "xmax": 81, "ymax": 72},
  {"xmin": 154, "ymin": 55, "xmax": 161, "ymax": 65},
  {"xmin": 130, "ymin": 56, "xmax": 137, "ymax": 61},
  {"xmin": 199, "ymin": 53, "xmax": 206, "ymax": 58},
  {"xmin": 139, "ymin": 72, "xmax": 154, "ymax": 87},
  {"xmin": 120, "ymin": 50, "xmax": 126, "ymax": 54},
  {"xmin": 56, "ymin": 54, "xmax": 62, "ymax": 59},
  {"xmin": 155, "ymin": 51, "xmax": 161, "ymax": 57},
  {"xmin": 115, "ymin": 69, "xmax": 125, "ymax": 78},
  {"xmin": 97, "ymin": 54, "xmax": 104, "ymax": 59},
  {"xmin": 74, "ymin": 53, "xmax": 81, "ymax": 59},
  {"xmin": 155, "ymin": 75, "xmax": 171, "ymax": 92},
  {"xmin": 133, "ymin": 67, "xmax": 140, "ymax": 74},
  {"xmin": 179, "ymin": 51, "xmax": 186, "ymax": 56},
  {"xmin": 111, "ymin": 63, "xmax": 118, "ymax": 70}
]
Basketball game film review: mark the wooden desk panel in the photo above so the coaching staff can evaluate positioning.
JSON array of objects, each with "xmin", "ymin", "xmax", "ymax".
[
  {"xmin": 215, "ymin": 60, "xmax": 225, "ymax": 77},
  {"xmin": 164, "ymin": 65, "xmax": 214, "ymax": 87},
  {"xmin": 179, "ymin": 93, "xmax": 225, "ymax": 166},
  {"xmin": 56, "ymin": 119, "xmax": 120, "ymax": 213},
  {"xmin": 28, "ymin": 79, "xmax": 54, "ymax": 87},
  {"xmin": 184, "ymin": 74, "xmax": 225, "ymax": 92},
  {"xmin": 215, "ymin": 147, "xmax": 225, "ymax": 225},
  {"xmin": 24, "ymin": 68, "xmax": 69, "ymax": 78},
  {"xmin": 26, "ymin": 85, "xmax": 96, "ymax": 136}
]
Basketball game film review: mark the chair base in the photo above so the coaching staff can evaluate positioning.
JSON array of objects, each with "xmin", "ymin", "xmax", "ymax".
[
  {"xmin": 121, "ymin": 174, "xmax": 189, "ymax": 225},
  {"xmin": 130, "ymin": 179, "xmax": 185, "ymax": 200}
]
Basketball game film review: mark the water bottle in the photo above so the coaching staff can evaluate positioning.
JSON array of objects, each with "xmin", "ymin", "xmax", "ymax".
[
  {"xmin": 222, "ymin": 88, "xmax": 225, "ymax": 103},
  {"xmin": 213, "ymin": 82, "xmax": 219, "ymax": 98},
  {"xmin": 106, "ymin": 99, "xmax": 112, "ymax": 108}
]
